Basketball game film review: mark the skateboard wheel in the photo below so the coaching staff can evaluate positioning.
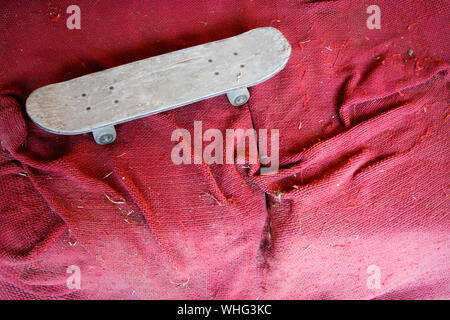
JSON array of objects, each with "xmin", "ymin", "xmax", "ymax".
[
  {"xmin": 227, "ymin": 87, "xmax": 250, "ymax": 106},
  {"xmin": 92, "ymin": 125, "xmax": 116, "ymax": 145}
]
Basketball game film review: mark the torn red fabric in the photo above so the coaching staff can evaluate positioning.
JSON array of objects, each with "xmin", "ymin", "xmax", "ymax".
[{"xmin": 0, "ymin": 0, "xmax": 448, "ymax": 299}]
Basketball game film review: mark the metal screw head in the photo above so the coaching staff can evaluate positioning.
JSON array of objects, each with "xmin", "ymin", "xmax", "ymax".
[
  {"xmin": 99, "ymin": 134, "xmax": 114, "ymax": 145},
  {"xmin": 234, "ymin": 95, "xmax": 248, "ymax": 106}
]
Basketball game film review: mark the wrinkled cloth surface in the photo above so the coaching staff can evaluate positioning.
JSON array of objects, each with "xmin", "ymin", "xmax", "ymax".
[{"xmin": 0, "ymin": 0, "xmax": 448, "ymax": 299}]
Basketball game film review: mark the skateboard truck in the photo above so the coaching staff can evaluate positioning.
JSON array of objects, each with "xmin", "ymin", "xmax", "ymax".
[{"xmin": 26, "ymin": 27, "xmax": 291, "ymax": 144}]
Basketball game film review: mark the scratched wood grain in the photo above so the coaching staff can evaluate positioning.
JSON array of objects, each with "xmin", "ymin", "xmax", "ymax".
[{"xmin": 26, "ymin": 27, "xmax": 291, "ymax": 134}]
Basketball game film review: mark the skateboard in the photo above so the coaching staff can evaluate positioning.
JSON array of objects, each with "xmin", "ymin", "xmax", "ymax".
[{"xmin": 26, "ymin": 27, "xmax": 291, "ymax": 145}]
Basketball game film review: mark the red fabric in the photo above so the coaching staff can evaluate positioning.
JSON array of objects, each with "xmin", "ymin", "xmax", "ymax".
[{"xmin": 0, "ymin": 0, "xmax": 449, "ymax": 299}]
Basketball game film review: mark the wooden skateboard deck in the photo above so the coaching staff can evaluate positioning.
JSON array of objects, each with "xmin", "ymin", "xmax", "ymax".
[{"xmin": 26, "ymin": 27, "xmax": 291, "ymax": 144}]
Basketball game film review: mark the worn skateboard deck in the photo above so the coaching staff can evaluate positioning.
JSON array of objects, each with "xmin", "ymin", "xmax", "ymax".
[{"xmin": 26, "ymin": 27, "xmax": 291, "ymax": 144}]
